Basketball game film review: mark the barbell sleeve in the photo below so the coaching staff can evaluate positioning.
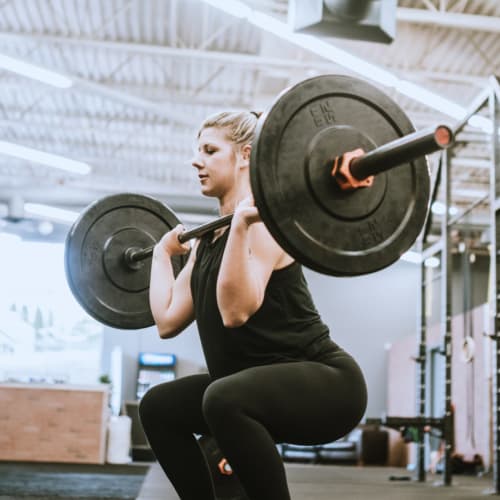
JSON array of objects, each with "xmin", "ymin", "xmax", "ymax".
[{"xmin": 348, "ymin": 124, "xmax": 454, "ymax": 180}]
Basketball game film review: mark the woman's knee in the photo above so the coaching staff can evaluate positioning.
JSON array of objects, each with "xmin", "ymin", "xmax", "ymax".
[
  {"xmin": 202, "ymin": 378, "xmax": 242, "ymax": 426},
  {"xmin": 138, "ymin": 385, "xmax": 162, "ymax": 429},
  {"xmin": 139, "ymin": 382, "xmax": 179, "ymax": 428}
]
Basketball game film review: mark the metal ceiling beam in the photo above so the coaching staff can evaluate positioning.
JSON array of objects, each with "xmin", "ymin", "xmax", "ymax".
[
  {"xmin": 0, "ymin": 32, "xmax": 339, "ymax": 69},
  {"xmin": 0, "ymin": 46, "xmax": 198, "ymax": 128},
  {"xmin": 0, "ymin": 79, "xmax": 257, "ymax": 108},
  {"xmin": 451, "ymin": 158, "xmax": 491, "ymax": 169},
  {"xmin": 452, "ymin": 187, "xmax": 489, "ymax": 198},
  {"xmin": 0, "ymin": 32, "xmax": 487, "ymax": 86},
  {"xmin": 0, "ymin": 118, "xmax": 183, "ymax": 142},
  {"xmin": 0, "ymin": 185, "xmax": 218, "ymax": 215},
  {"xmin": 71, "ymin": 75, "xmax": 198, "ymax": 128},
  {"xmin": 491, "ymin": 76, "xmax": 500, "ymax": 101},
  {"xmin": 397, "ymin": 7, "xmax": 500, "ymax": 33}
]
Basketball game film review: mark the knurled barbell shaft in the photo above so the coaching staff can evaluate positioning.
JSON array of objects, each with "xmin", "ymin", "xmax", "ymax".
[
  {"xmin": 125, "ymin": 213, "xmax": 233, "ymax": 264},
  {"xmin": 349, "ymin": 124, "xmax": 453, "ymax": 180},
  {"xmin": 125, "ymin": 125, "xmax": 453, "ymax": 266}
]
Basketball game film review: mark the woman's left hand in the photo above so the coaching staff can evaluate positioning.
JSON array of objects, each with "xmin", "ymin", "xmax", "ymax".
[{"xmin": 233, "ymin": 196, "xmax": 261, "ymax": 227}]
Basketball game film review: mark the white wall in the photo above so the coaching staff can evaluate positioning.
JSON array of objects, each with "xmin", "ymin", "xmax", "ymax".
[{"xmin": 304, "ymin": 261, "xmax": 421, "ymax": 418}]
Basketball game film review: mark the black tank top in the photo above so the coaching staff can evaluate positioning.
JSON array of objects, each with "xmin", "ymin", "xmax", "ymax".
[{"xmin": 190, "ymin": 229, "xmax": 331, "ymax": 379}]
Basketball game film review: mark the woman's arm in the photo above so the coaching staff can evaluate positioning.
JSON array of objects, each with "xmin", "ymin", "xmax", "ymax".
[
  {"xmin": 216, "ymin": 201, "xmax": 285, "ymax": 327},
  {"xmin": 149, "ymin": 225, "xmax": 196, "ymax": 338}
]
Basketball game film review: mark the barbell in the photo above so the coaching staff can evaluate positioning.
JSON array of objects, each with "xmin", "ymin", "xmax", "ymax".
[{"xmin": 64, "ymin": 74, "xmax": 453, "ymax": 329}]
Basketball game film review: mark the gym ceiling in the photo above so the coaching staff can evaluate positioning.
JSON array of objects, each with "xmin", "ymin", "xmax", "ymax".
[{"xmin": 0, "ymin": 0, "xmax": 498, "ymax": 240}]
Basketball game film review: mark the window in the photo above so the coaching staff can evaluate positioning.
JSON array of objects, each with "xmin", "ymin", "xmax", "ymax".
[{"xmin": 0, "ymin": 235, "xmax": 103, "ymax": 385}]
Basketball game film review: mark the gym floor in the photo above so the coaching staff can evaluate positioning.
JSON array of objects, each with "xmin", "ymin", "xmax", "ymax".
[{"xmin": 137, "ymin": 462, "xmax": 492, "ymax": 500}]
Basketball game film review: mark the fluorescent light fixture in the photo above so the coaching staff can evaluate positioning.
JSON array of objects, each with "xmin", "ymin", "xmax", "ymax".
[
  {"xmin": 431, "ymin": 201, "xmax": 458, "ymax": 216},
  {"xmin": 0, "ymin": 141, "xmax": 91, "ymax": 175},
  {"xmin": 424, "ymin": 256, "xmax": 440, "ymax": 268},
  {"xmin": 431, "ymin": 201, "xmax": 446, "ymax": 215},
  {"xmin": 200, "ymin": 0, "xmax": 489, "ymax": 131},
  {"xmin": 0, "ymin": 53, "xmax": 73, "ymax": 89},
  {"xmin": 37, "ymin": 220, "xmax": 54, "ymax": 236},
  {"xmin": 24, "ymin": 203, "xmax": 79, "ymax": 224},
  {"xmin": 400, "ymin": 250, "xmax": 422, "ymax": 264}
]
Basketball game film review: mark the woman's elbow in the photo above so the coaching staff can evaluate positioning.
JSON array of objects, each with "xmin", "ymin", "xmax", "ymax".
[
  {"xmin": 156, "ymin": 325, "xmax": 173, "ymax": 339},
  {"xmin": 221, "ymin": 311, "xmax": 250, "ymax": 328},
  {"xmin": 218, "ymin": 299, "xmax": 258, "ymax": 328},
  {"xmin": 155, "ymin": 320, "xmax": 181, "ymax": 339},
  {"xmin": 217, "ymin": 283, "xmax": 262, "ymax": 328}
]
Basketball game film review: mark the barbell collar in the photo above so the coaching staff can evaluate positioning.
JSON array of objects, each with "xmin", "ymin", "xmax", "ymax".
[{"xmin": 348, "ymin": 124, "xmax": 454, "ymax": 181}]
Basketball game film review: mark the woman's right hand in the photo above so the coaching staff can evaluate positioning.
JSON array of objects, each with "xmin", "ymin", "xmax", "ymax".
[{"xmin": 156, "ymin": 224, "xmax": 191, "ymax": 256}]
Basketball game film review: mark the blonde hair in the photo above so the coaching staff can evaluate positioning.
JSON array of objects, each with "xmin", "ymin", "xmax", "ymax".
[{"xmin": 197, "ymin": 110, "xmax": 262, "ymax": 150}]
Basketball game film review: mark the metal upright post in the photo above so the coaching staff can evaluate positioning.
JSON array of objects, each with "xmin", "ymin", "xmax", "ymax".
[
  {"xmin": 413, "ymin": 84, "xmax": 490, "ymax": 487},
  {"xmin": 416, "ymin": 237, "xmax": 427, "ymax": 482},
  {"xmin": 441, "ymin": 148, "xmax": 453, "ymax": 486},
  {"xmin": 489, "ymin": 80, "xmax": 500, "ymax": 494}
]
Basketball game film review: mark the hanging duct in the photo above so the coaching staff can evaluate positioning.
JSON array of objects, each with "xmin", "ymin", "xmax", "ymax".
[{"xmin": 288, "ymin": 0, "xmax": 397, "ymax": 44}]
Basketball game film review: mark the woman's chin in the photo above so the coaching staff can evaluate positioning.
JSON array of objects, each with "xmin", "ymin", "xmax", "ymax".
[{"xmin": 200, "ymin": 186, "xmax": 216, "ymax": 197}]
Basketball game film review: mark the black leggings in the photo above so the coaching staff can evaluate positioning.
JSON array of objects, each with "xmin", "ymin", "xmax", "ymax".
[{"xmin": 139, "ymin": 356, "xmax": 367, "ymax": 500}]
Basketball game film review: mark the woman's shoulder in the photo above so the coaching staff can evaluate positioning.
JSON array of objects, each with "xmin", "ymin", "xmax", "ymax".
[{"xmin": 247, "ymin": 222, "xmax": 288, "ymax": 267}]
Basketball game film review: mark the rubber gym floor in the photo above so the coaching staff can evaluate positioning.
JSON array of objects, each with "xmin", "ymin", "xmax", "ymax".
[{"xmin": 137, "ymin": 462, "xmax": 492, "ymax": 500}]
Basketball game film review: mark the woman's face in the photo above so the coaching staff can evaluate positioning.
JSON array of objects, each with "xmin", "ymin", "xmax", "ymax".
[{"xmin": 192, "ymin": 127, "xmax": 240, "ymax": 198}]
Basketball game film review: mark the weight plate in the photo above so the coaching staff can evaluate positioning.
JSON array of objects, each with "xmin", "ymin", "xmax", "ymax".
[
  {"xmin": 65, "ymin": 193, "xmax": 186, "ymax": 329},
  {"xmin": 250, "ymin": 74, "xmax": 430, "ymax": 276}
]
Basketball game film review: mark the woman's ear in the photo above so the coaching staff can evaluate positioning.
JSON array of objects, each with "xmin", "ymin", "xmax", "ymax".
[{"xmin": 240, "ymin": 144, "xmax": 252, "ymax": 166}]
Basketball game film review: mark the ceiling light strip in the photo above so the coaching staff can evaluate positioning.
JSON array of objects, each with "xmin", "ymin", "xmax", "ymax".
[
  {"xmin": 24, "ymin": 203, "xmax": 80, "ymax": 224},
  {"xmin": 0, "ymin": 53, "xmax": 73, "ymax": 88},
  {"xmin": 0, "ymin": 141, "xmax": 91, "ymax": 175}
]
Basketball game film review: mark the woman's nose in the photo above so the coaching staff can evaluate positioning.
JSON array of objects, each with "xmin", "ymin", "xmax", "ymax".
[{"xmin": 191, "ymin": 152, "xmax": 203, "ymax": 169}]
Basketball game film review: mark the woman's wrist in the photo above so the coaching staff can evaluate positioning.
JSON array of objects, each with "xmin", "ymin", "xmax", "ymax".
[
  {"xmin": 153, "ymin": 243, "xmax": 172, "ymax": 259},
  {"xmin": 231, "ymin": 213, "xmax": 251, "ymax": 233}
]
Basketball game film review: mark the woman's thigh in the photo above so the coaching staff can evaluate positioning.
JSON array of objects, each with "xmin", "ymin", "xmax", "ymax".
[
  {"xmin": 205, "ymin": 361, "xmax": 367, "ymax": 445},
  {"xmin": 139, "ymin": 373, "xmax": 212, "ymax": 435}
]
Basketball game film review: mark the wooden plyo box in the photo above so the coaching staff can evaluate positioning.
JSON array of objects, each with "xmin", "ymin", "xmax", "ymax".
[{"xmin": 0, "ymin": 383, "xmax": 109, "ymax": 464}]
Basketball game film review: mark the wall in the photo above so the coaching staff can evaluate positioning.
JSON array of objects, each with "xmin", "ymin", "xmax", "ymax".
[
  {"xmin": 426, "ymin": 253, "xmax": 490, "ymax": 323},
  {"xmin": 304, "ymin": 260, "xmax": 421, "ymax": 418}
]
